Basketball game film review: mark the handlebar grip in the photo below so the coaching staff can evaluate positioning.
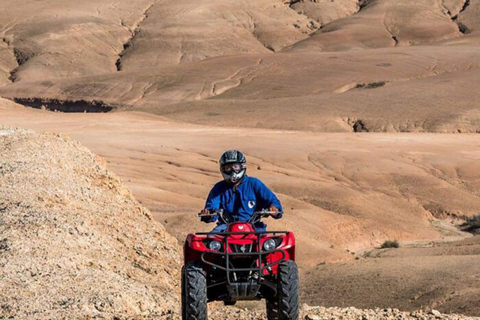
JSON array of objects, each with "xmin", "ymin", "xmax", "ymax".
[
  {"xmin": 263, "ymin": 212, "xmax": 283, "ymax": 218},
  {"xmin": 254, "ymin": 211, "xmax": 284, "ymax": 215},
  {"xmin": 198, "ymin": 213, "xmax": 217, "ymax": 217}
]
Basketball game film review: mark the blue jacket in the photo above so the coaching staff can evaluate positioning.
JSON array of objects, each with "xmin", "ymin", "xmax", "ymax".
[{"xmin": 205, "ymin": 176, "xmax": 283, "ymax": 229}]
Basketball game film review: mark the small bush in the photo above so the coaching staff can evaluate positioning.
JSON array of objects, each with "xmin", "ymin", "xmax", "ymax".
[
  {"xmin": 356, "ymin": 81, "xmax": 386, "ymax": 89},
  {"xmin": 462, "ymin": 215, "xmax": 480, "ymax": 232},
  {"xmin": 466, "ymin": 215, "xmax": 480, "ymax": 227},
  {"xmin": 380, "ymin": 240, "xmax": 399, "ymax": 249},
  {"xmin": 366, "ymin": 81, "xmax": 386, "ymax": 88}
]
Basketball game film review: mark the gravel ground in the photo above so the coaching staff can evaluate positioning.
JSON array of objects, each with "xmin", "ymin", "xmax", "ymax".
[
  {"xmin": 208, "ymin": 305, "xmax": 480, "ymax": 320},
  {"xmin": 0, "ymin": 126, "xmax": 180, "ymax": 319}
]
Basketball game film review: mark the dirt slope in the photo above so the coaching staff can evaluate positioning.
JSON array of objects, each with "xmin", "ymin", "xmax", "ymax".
[
  {"xmin": 0, "ymin": 126, "xmax": 180, "ymax": 319},
  {"xmin": 285, "ymin": 0, "xmax": 463, "ymax": 51}
]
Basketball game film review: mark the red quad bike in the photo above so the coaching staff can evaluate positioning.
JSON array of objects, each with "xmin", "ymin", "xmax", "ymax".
[{"xmin": 182, "ymin": 209, "xmax": 298, "ymax": 320}]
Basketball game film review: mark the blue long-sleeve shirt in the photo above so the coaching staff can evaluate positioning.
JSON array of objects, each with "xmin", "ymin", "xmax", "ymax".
[{"xmin": 205, "ymin": 176, "xmax": 283, "ymax": 229}]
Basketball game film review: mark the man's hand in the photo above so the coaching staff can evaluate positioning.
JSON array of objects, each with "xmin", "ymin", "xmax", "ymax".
[
  {"xmin": 200, "ymin": 209, "xmax": 214, "ymax": 223},
  {"xmin": 268, "ymin": 206, "xmax": 280, "ymax": 217}
]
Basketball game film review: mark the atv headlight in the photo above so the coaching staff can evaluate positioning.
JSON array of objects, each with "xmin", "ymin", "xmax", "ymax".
[
  {"xmin": 263, "ymin": 239, "xmax": 276, "ymax": 251},
  {"xmin": 208, "ymin": 240, "xmax": 222, "ymax": 251}
]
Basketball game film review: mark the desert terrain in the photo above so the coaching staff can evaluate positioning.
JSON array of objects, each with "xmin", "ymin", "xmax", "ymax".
[
  {"xmin": 1, "ymin": 125, "xmax": 479, "ymax": 319},
  {"xmin": 1, "ymin": 0, "xmax": 480, "ymax": 317},
  {"xmin": 2, "ymin": 98, "xmax": 480, "ymax": 315}
]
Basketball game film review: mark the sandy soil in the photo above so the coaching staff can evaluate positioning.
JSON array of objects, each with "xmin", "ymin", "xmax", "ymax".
[
  {"xmin": 302, "ymin": 236, "xmax": 480, "ymax": 316},
  {"xmin": 2, "ymin": 122, "xmax": 479, "ymax": 319}
]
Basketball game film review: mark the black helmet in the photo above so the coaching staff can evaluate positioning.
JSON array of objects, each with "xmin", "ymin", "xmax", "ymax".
[{"xmin": 219, "ymin": 150, "xmax": 247, "ymax": 184}]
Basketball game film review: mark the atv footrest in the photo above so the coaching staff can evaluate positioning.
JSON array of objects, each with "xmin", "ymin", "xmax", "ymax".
[{"xmin": 227, "ymin": 282, "xmax": 261, "ymax": 300}]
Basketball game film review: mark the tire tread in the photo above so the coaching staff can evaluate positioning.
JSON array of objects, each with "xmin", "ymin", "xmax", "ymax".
[
  {"xmin": 277, "ymin": 260, "xmax": 299, "ymax": 320},
  {"xmin": 182, "ymin": 262, "xmax": 207, "ymax": 320}
]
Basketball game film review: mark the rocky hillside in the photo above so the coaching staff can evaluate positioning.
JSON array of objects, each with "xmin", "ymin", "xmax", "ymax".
[{"xmin": 0, "ymin": 126, "xmax": 180, "ymax": 319}]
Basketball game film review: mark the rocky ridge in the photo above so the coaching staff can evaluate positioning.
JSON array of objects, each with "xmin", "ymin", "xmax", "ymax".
[{"xmin": 0, "ymin": 126, "xmax": 180, "ymax": 319}]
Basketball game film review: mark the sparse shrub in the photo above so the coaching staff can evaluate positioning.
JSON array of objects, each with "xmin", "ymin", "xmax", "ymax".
[
  {"xmin": 356, "ymin": 81, "xmax": 386, "ymax": 89},
  {"xmin": 463, "ymin": 215, "xmax": 480, "ymax": 230},
  {"xmin": 380, "ymin": 240, "xmax": 399, "ymax": 249},
  {"xmin": 366, "ymin": 81, "xmax": 386, "ymax": 88}
]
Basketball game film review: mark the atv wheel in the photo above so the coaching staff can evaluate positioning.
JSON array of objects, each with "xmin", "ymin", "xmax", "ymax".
[
  {"xmin": 266, "ymin": 297, "xmax": 279, "ymax": 320},
  {"xmin": 182, "ymin": 262, "xmax": 207, "ymax": 320},
  {"xmin": 277, "ymin": 260, "xmax": 299, "ymax": 320}
]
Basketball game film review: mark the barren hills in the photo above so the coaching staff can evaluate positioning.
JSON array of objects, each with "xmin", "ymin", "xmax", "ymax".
[
  {"xmin": 4, "ymin": 99, "xmax": 480, "ymax": 265},
  {"xmin": 0, "ymin": 0, "xmax": 479, "ymax": 132}
]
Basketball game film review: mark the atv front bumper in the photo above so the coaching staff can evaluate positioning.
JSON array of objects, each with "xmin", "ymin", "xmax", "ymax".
[{"xmin": 196, "ymin": 230, "xmax": 288, "ymax": 300}]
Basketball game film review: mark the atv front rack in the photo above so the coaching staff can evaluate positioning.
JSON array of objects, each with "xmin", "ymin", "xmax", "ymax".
[{"xmin": 196, "ymin": 231, "xmax": 288, "ymax": 285}]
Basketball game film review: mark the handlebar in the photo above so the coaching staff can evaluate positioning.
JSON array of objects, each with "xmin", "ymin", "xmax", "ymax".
[
  {"xmin": 198, "ymin": 213, "xmax": 217, "ymax": 217},
  {"xmin": 197, "ymin": 209, "xmax": 224, "ymax": 218},
  {"xmin": 256, "ymin": 210, "xmax": 282, "ymax": 217},
  {"xmin": 197, "ymin": 209, "xmax": 283, "ymax": 224}
]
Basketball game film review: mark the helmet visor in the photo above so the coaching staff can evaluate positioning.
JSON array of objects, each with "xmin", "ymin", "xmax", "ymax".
[{"xmin": 222, "ymin": 163, "xmax": 243, "ymax": 174}]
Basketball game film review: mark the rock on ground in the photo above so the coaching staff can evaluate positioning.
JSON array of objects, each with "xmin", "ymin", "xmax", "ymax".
[{"xmin": 208, "ymin": 305, "xmax": 480, "ymax": 320}]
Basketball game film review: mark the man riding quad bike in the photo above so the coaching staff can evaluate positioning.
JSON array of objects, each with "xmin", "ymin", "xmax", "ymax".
[{"xmin": 182, "ymin": 150, "xmax": 299, "ymax": 320}]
